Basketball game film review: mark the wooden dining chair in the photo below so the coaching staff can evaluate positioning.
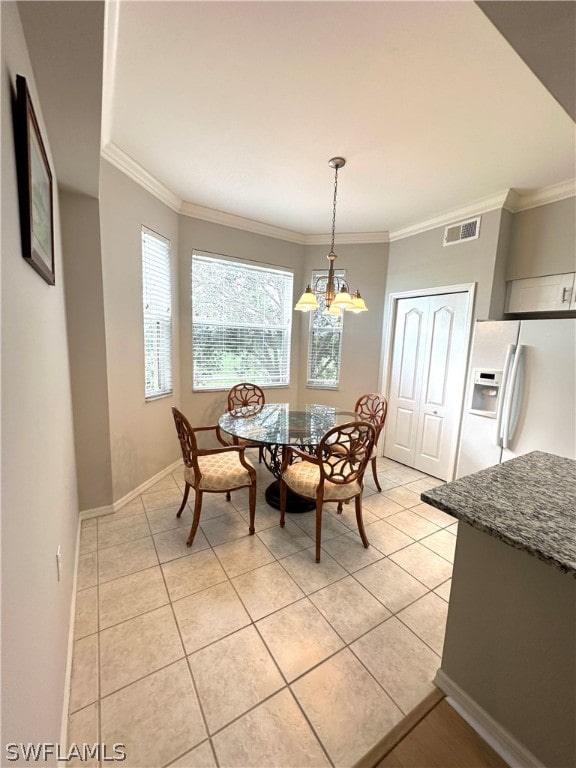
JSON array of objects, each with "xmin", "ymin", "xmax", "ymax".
[
  {"xmin": 279, "ymin": 421, "xmax": 376, "ymax": 562},
  {"xmin": 172, "ymin": 407, "xmax": 257, "ymax": 547},
  {"xmin": 227, "ymin": 382, "xmax": 265, "ymax": 462},
  {"xmin": 354, "ymin": 393, "xmax": 388, "ymax": 491}
]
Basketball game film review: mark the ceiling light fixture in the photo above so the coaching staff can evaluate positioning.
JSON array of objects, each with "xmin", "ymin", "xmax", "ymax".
[{"xmin": 295, "ymin": 157, "xmax": 367, "ymax": 315}]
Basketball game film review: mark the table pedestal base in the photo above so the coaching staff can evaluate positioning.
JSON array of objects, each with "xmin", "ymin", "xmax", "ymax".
[{"xmin": 264, "ymin": 480, "xmax": 315, "ymax": 512}]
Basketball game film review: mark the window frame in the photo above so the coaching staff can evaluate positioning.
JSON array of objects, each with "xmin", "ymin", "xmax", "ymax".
[
  {"xmin": 191, "ymin": 250, "xmax": 294, "ymax": 392},
  {"xmin": 141, "ymin": 226, "xmax": 173, "ymax": 401},
  {"xmin": 306, "ymin": 268, "xmax": 345, "ymax": 390}
]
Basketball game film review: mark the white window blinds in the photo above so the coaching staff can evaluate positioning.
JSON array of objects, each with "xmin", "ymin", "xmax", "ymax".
[
  {"xmin": 192, "ymin": 252, "xmax": 293, "ymax": 391},
  {"xmin": 307, "ymin": 269, "xmax": 344, "ymax": 389},
  {"xmin": 142, "ymin": 227, "xmax": 173, "ymax": 400}
]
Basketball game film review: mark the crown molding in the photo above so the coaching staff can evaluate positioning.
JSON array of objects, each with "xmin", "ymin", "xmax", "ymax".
[
  {"xmin": 101, "ymin": 143, "xmax": 181, "ymax": 212},
  {"xmin": 179, "ymin": 201, "xmax": 305, "ymax": 244},
  {"xmin": 389, "ymin": 190, "xmax": 512, "ymax": 242},
  {"xmin": 507, "ymin": 179, "xmax": 576, "ymax": 213},
  {"xmin": 303, "ymin": 232, "xmax": 389, "ymax": 245}
]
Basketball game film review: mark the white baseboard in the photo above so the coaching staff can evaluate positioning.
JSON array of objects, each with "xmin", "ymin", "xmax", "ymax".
[
  {"xmin": 434, "ymin": 669, "xmax": 545, "ymax": 768},
  {"xmin": 79, "ymin": 458, "xmax": 183, "ymax": 519}
]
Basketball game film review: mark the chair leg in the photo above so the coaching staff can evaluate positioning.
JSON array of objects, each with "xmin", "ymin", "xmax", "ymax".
[
  {"xmin": 355, "ymin": 495, "xmax": 369, "ymax": 549},
  {"xmin": 315, "ymin": 497, "xmax": 323, "ymax": 563},
  {"xmin": 187, "ymin": 490, "xmax": 203, "ymax": 547},
  {"xmin": 279, "ymin": 480, "xmax": 287, "ymax": 528},
  {"xmin": 337, "ymin": 500, "xmax": 343, "ymax": 514},
  {"xmin": 248, "ymin": 482, "xmax": 256, "ymax": 536},
  {"xmin": 258, "ymin": 445, "xmax": 263, "ymax": 464},
  {"xmin": 226, "ymin": 491, "xmax": 231, "ymax": 501},
  {"xmin": 371, "ymin": 457, "xmax": 382, "ymax": 492},
  {"xmin": 176, "ymin": 482, "xmax": 191, "ymax": 518}
]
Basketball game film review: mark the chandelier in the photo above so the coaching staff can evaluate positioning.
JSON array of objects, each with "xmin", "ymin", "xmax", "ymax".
[{"xmin": 295, "ymin": 157, "xmax": 368, "ymax": 315}]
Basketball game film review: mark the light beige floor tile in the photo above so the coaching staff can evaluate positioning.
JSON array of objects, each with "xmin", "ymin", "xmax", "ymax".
[
  {"xmin": 362, "ymin": 494, "xmax": 405, "ymax": 519},
  {"xmin": 173, "ymin": 581, "xmax": 251, "ymax": 654},
  {"xmin": 201, "ymin": 510, "xmax": 254, "ymax": 546},
  {"xmin": 389, "ymin": 542, "xmax": 453, "ymax": 589},
  {"xmin": 146, "ymin": 503, "xmax": 193, "ymax": 534},
  {"xmin": 79, "ymin": 525, "xmax": 97, "ymax": 554},
  {"xmin": 279, "ymin": 548, "xmax": 347, "ymax": 595},
  {"xmin": 99, "ymin": 566, "xmax": 169, "ymax": 630},
  {"xmin": 69, "ymin": 634, "xmax": 98, "ymax": 713},
  {"xmin": 381, "ymin": 468, "xmax": 420, "ymax": 485},
  {"xmin": 189, "ymin": 625, "xmax": 284, "ymax": 733},
  {"xmin": 98, "ymin": 536, "xmax": 158, "ymax": 584},
  {"xmin": 421, "ymin": 528, "xmax": 457, "ymax": 563},
  {"xmin": 67, "ymin": 703, "xmax": 99, "ymax": 767},
  {"xmin": 256, "ymin": 520, "xmax": 314, "ymax": 559},
  {"xmin": 363, "ymin": 519, "xmax": 413, "ymax": 555},
  {"xmin": 146, "ymin": 474, "xmax": 180, "ymax": 493},
  {"xmin": 321, "ymin": 531, "xmax": 384, "ymax": 573},
  {"xmin": 197, "ymin": 495, "xmax": 240, "ymax": 519},
  {"xmin": 101, "ymin": 660, "xmax": 206, "ymax": 768},
  {"xmin": 170, "ymin": 741, "xmax": 217, "ymax": 768},
  {"xmin": 162, "ymin": 549, "xmax": 227, "ymax": 602},
  {"xmin": 213, "ymin": 535, "xmax": 275, "ymax": 578},
  {"xmin": 386, "ymin": 509, "xmax": 440, "ymax": 540},
  {"xmin": 212, "ymin": 688, "xmax": 330, "ymax": 768},
  {"xmin": 237, "ymin": 501, "xmax": 279, "ymax": 532},
  {"xmin": 410, "ymin": 501, "xmax": 455, "ymax": 528},
  {"xmin": 81, "ymin": 517, "xmax": 97, "ymax": 529},
  {"xmin": 111, "ymin": 496, "xmax": 146, "ymax": 520},
  {"xmin": 256, "ymin": 598, "xmax": 344, "ymax": 682},
  {"xmin": 98, "ymin": 513, "xmax": 151, "ymax": 549},
  {"xmin": 292, "ymin": 648, "xmax": 403, "ymax": 767},
  {"xmin": 232, "ymin": 561, "xmax": 304, "ymax": 621},
  {"xmin": 354, "ymin": 558, "xmax": 428, "ymax": 614},
  {"xmin": 364, "ymin": 475, "xmax": 402, "ymax": 492},
  {"xmin": 142, "ymin": 487, "xmax": 186, "ymax": 512},
  {"xmin": 447, "ymin": 521, "xmax": 458, "ymax": 534},
  {"xmin": 382, "ymin": 486, "xmax": 422, "ymax": 509},
  {"xmin": 153, "ymin": 526, "xmax": 210, "ymax": 563},
  {"xmin": 309, "ymin": 576, "xmax": 391, "ymax": 644},
  {"xmin": 74, "ymin": 587, "xmax": 98, "ymax": 640},
  {"xmin": 351, "ymin": 617, "xmax": 440, "ymax": 714},
  {"xmin": 100, "ymin": 605, "xmax": 184, "ymax": 696},
  {"xmin": 397, "ymin": 592, "xmax": 449, "ymax": 655},
  {"xmin": 77, "ymin": 551, "xmax": 97, "ymax": 590},
  {"xmin": 327, "ymin": 503, "xmax": 380, "ymax": 530},
  {"xmin": 404, "ymin": 477, "xmax": 445, "ymax": 495},
  {"xmin": 291, "ymin": 510, "xmax": 350, "ymax": 541},
  {"xmin": 434, "ymin": 578, "xmax": 452, "ymax": 602}
]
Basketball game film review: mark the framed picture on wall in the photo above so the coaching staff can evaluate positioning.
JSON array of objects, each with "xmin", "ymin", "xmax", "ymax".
[{"xmin": 15, "ymin": 74, "xmax": 55, "ymax": 285}]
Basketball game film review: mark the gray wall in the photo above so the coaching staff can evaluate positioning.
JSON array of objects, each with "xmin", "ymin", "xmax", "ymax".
[
  {"xmin": 506, "ymin": 197, "xmax": 576, "ymax": 280},
  {"xmin": 99, "ymin": 161, "xmax": 181, "ymax": 501},
  {"xmin": 60, "ymin": 190, "xmax": 113, "ymax": 511},
  {"xmin": 299, "ymin": 242, "xmax": 389, "ymax": 408},
  {"xmin": 1, "ymin": 1, "xmax": 80, "ymax": 749}
]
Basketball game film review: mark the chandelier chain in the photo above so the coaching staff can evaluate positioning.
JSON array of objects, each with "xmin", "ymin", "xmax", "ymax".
[{"xmin": 330, "ymin": 164, "xmax": 339, "ymax": 253}]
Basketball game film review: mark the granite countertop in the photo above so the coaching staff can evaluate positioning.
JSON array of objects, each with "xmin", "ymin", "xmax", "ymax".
[{"xmin": 421, "ymin": 451, "xmax": 576, "ymax": 576}]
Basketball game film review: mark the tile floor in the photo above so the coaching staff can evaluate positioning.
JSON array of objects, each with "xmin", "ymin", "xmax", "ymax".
[{"xmin": 69, "ymin": 455, "xmax": 456, "ymax": 768}]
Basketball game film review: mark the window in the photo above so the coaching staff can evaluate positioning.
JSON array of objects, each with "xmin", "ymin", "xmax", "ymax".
[
  {"xmin": 191, "ymin": 252, "xmax": 293, "ymax": 391},
  {"xmin": 307, "ymin": 269, "xmax": 344, "ymax": 388},
  {"xmin": 142, "ymin": 227, "xmax": 172, "ymax": 400}
]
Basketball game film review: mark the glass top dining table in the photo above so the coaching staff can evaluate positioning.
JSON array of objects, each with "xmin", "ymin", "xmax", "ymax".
[{"xmin": 218, "ymin": 403, "xmax": 358, "ymax": 510}]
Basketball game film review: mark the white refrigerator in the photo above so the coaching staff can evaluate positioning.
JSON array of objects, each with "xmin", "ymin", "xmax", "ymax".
[{"xmin": 456, "ymin": 318, "xmax": 576, "ymax": 478}]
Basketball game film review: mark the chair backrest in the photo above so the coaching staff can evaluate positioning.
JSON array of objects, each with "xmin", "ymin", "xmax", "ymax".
[
  {"xmin": 355, "ymin": 394, "xmax": 388, "ymax": 439},
  {"xmin": 172, "ymin": 407, "xmax": 197, "ymax": 467},
  {"xmin": 318, "ymin": 421, "xmax": 376, "ymax": 485},
  {"xmin": 227, "ymin": 383, "xmax": 265, "ymax": 414}
]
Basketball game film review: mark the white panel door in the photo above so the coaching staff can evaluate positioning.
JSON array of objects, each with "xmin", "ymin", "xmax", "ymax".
[
  {"xmin": 385, "ymin": 292, "xmax": 469, "ymax": 479},
  {"xmin": 384, "ymin": 298, "xmax": 428, "ymax": 467}
]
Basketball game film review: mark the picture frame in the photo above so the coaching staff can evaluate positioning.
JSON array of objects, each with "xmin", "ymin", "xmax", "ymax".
[{"xmin": 15, "ymin": 74, "xmax": 55, "ymax": 285}]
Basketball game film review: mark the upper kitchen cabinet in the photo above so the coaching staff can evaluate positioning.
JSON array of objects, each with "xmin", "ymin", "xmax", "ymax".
[{"xmin": 506, "ymin": 273, "xmax": 576, "ymax": 314}]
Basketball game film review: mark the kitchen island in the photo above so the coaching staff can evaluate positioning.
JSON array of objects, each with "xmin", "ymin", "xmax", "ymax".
[{"xmin": 422, "ymin": 451, "xmax": 575, "ymax": 768}]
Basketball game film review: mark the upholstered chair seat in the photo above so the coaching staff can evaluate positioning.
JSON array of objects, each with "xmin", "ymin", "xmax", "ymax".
[
  {"xmin": 282, "ymin": 461, "xmax": 362, "ymax": 501},
  {"xmin": 184, "ymin": 453, "xmax": 255, "ymax": 491}
]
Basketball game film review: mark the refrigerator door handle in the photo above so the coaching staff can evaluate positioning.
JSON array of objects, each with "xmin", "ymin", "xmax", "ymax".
[
  {"xmin": 502, "ymin": 344, "xmax": 525, "ymax": 449},
  {"xmin": 495, "ymin": 343, "xmax": 516, "ymax": 446}
]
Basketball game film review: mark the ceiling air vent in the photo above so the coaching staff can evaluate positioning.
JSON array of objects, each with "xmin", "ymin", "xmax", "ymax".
[{"xmin": 443, "ymin": 216, "xmax": 481, "ymax": 246}]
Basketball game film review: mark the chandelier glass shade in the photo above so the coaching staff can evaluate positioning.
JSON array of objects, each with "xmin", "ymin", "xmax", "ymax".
[{"xmin": 295, "ymin": 157, "xmax": 368, "ymax": 315}]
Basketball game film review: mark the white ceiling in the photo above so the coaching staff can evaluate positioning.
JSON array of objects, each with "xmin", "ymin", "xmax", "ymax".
[{"xmin": 104, "ymin": 0, "xmax": 576, "ymax": 238}]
